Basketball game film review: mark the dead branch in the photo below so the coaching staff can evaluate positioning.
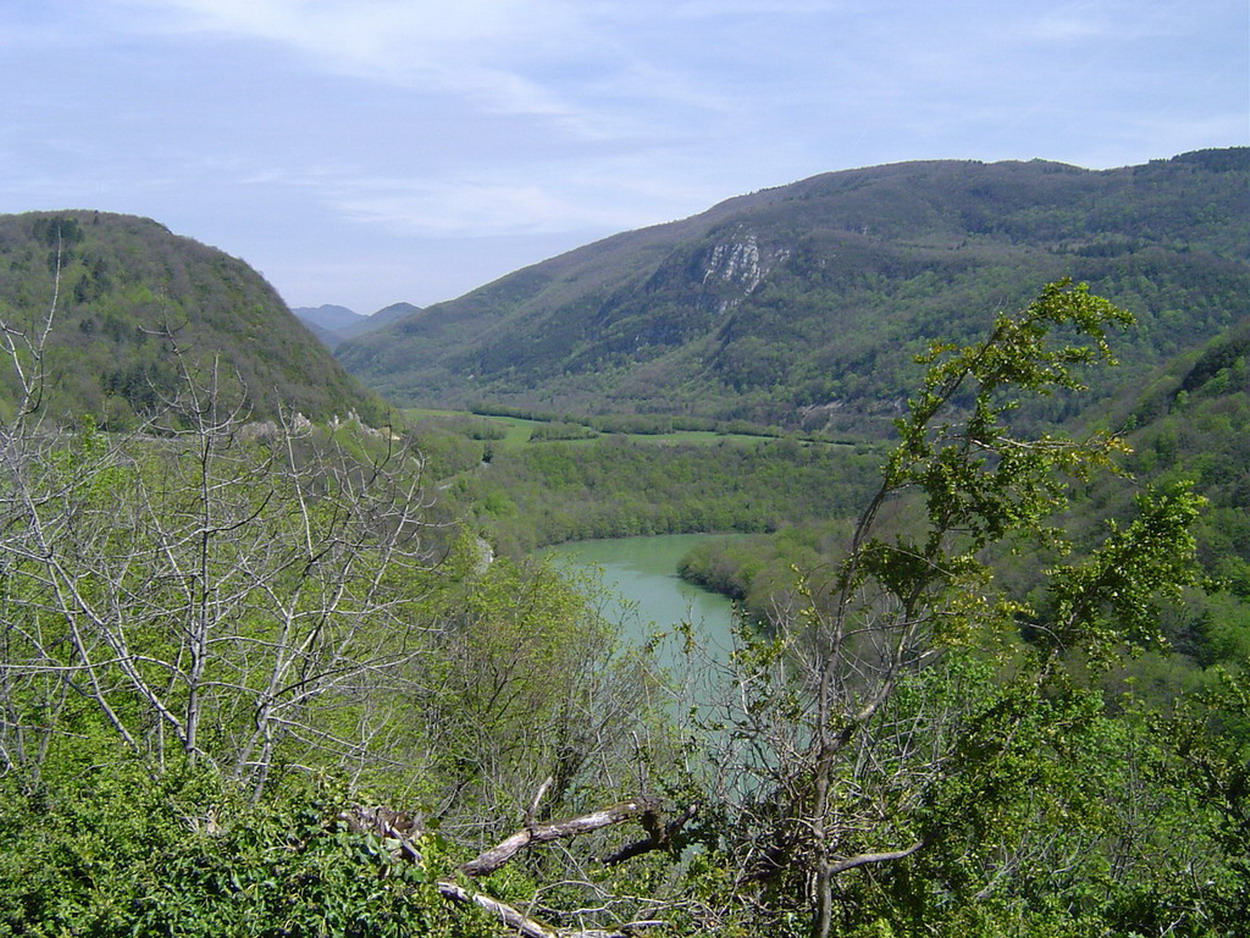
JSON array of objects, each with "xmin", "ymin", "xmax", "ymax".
[
  {"xmin": 461, "ymin": 796, "xmax": 662, "ymax": 877},
  {"xmin": 437, "ymin": 882, "xmax": 666, "ymax": 938},
  {"xmin": 337, "ymin": 805, "xmax": 423, "ymax": 862},
  {"xmin": 825, "ymin": 838, "xmax": 926, "ymax": 876},
  {"xmin": 438, "ymin": 881, "xmax": 555, "ymax": 938},
  {"xmin": 526, "ymin": 774, "xmax": 555, "ymax": 826},
  {"xmin": 601, "ymin": 803, "xmax": 699, "ymax": 865}
]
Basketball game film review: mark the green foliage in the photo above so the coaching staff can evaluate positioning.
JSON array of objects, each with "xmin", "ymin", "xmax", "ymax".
[
  {"xmin": 692, "ymin": 281, "xmax": 1229, "ymax": 937},
  {"xmin": 414, "ymin": 553, "xmax": 657, "ymax": 819},
  {"xmin": 1043, "ymin": 482, "xmax": 1207, "ymax": 663},
  {"xmin": 822, "ymin": 660, "xmax": 1237, "ymax": 938},
  {"xmin": 0, "ymin": 764, "xmax": 479, "ymax": 937},
  {"xmin": 0, "ymin": 210, "xmax": 388, "ymax": 427},
  {"xmin": 458, "ymin": 435, "xmax": 880, "ymax": 554},
  {"xmin": 677, "ymin": 525, "xmax": 846, "ymax": 623},
  {"xmin": 527, "ymin": 420, "xmax": 599, "ymax": 441}
]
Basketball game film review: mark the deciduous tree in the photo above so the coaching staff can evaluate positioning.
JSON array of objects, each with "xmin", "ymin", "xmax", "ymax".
[{"xmin": 696, "ymin": 280, "xmax": 1208, "ymax": 936}]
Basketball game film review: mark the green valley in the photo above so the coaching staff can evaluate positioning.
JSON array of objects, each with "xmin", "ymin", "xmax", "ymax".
[{"xmin": 0, "ymin": 154, "xmax": 1246, "ymax": 937}]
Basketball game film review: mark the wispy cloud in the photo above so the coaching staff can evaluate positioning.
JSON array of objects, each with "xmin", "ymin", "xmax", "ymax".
[
  {"xmin": 272, "ymin": 153, "xmax": 732, "ymax": 238},
  {"xmin": 107, "ymin": 0, "xmax": 597, "ymax": 115},
  {"xmin": 337, "ymin": 180, "xmax": 597, "ymax": 236},
  {"xmin": 4, "ymin": 0, "xmax": 1242, "ymax": 310}
]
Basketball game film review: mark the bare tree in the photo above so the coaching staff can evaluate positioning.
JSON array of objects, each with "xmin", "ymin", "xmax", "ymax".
[{"xmin": 0, "ymin": 283, "xmax": 444, "ymax": 793}]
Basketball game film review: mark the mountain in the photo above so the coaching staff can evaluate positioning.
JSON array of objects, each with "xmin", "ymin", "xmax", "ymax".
[
  {"xmin": 295, "ymin": 301, "xmax": 423, "ymax": 348},
  {"xmin": 345, "ymin": 302, "xmax": 423, "ymax": 339},
  {"xmin": 292, "ymin": 303, "xmax": 364, "ymax": 333},
  {"xmin": 0, "ymin": 211, "xmax": 389, "ymax": 428},
  {"xmin": 302, "ymin": 319, "xmax": 345, "ymax": 348},
  {"xmin": 336, "ymin": 149, "xmax": 1249, "ymax": 434}
]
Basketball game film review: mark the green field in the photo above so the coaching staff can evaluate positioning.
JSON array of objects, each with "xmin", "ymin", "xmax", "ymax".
[{"xmin": 405, "ymin": 407, "xmax": 846, "ymax": 452}]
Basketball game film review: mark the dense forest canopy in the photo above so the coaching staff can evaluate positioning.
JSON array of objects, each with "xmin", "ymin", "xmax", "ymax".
[{"xmin": 0, "ymin": 211, "xmax": 388, "ymax": 428}]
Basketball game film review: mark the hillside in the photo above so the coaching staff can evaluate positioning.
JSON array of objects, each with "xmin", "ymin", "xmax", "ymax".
[
  {"xmin": 337, "ymin": 149, "xmax": 1249, "ymax": 434},
  {"xmin": 348, "ymin": 301, "xmax": 423, "ymax": 338},
  {"xmin": 0, "ymin": 211, "xmax": 388, "ymax": 427}
]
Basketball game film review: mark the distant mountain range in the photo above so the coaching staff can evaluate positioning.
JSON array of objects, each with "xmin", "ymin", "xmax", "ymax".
[
  {"xmin": 335, "ymin": 148, "xmax": 1249, "ymax": 434},
  {"xmin": 293, "ymin": 303, "xmax": 363, "ymax": 333},
  {"xmin": 0, "ymin": 211, "xmax": 388, "ymax": 427},
  {"xmin": 292, "ymin": 302, "xmax": 422, "ymax": 348}
]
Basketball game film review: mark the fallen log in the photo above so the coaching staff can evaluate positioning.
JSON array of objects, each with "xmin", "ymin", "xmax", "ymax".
[{"xmin": 461, "ymin": 796, "xmax": 662, "ymax": 877}]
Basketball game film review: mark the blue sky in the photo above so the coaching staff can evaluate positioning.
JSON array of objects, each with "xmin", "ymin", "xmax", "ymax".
[{"xmin": 2, "ymin": 0, "xmax": 1246, "ymax": 313}]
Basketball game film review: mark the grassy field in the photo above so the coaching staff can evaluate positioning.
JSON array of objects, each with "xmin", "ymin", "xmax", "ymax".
[{"xmin": 405, "ymin": 408, "xmax": 826, "ymax": 452}]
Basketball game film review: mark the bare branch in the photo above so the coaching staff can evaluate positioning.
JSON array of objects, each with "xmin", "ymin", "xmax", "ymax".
[
  {"xmin": 438, "ymin": 881, "xmax": 555, "ymax": 938},
  {"xmin": 438, "ymin": 881, "xmax": 666, "ymax": 938},
  {"xmin": 826, "ymin": 838, "xmax": 927, "ymax": 876},
  {"xmin": 462, "ymin": 796, "xmax": 662, "ymax": 877},
  {"xmin": 600, "ymin": 803, "xmax": 699, "ymax": 866}
]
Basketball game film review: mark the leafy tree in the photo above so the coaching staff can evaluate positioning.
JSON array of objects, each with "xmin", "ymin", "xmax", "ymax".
[{"xmin": 690, "ymin": 280, "xmax": 1210, "ymax": 936}]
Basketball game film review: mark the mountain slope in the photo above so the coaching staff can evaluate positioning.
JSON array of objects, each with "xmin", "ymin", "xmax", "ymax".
[
  {"xmin": 292, "ymin": 303, "xmax": 364, "ymax": 333},
  {"xmin": 343, "ymin": 301, "xmax": 423, "ymax": 339},
  {"xmin": 337, "ymin": 149, "xmax": 1249, "ymax": 433},
  {"xmin": 0, "ymin": 211, "xmax": 389, "ymax": 427}
]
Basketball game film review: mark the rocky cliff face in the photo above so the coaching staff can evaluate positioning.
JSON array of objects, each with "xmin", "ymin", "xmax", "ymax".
[{"xmin": 699, "ymin": 232, "xmax": 792, "ymax": 314}]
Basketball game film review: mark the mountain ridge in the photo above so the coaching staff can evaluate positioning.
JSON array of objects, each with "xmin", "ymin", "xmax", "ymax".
[
  {"xmin": 294, "ymin": 301, "xmax": 423, "ymax": 348},
  {"xmin": 336, "ymin": 148, "xmax": 1249, "ymax": 432}
]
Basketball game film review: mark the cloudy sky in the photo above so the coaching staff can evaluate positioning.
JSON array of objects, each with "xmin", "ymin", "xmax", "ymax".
[{"xmin": 2, "ymin": 0, "xmax": 1245, "ymax": 314}]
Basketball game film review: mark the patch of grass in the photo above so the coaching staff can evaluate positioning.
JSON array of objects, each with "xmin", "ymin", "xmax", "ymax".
[{"xmin": 405, "ymin": 408, "xmax": 831, "ymax": 451}]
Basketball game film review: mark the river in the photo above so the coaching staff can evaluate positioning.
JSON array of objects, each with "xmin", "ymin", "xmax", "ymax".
[{"xmin": 538, "ymin": 533, "xmax": 741, "ymax": 668}]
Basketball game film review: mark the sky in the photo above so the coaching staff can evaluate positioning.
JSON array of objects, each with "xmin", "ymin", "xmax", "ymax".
[{"xmin": 1, "ymin": 1, "xmax": 1246, "ymax": 315}]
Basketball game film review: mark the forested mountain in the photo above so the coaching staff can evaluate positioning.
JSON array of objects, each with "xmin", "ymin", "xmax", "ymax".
[
  {"xmin": 352, "ymin": 301, "xmax": 423, "ymax": 337},
  {"xmin": 0, "ymin": 211, "xmax": 389, "ymax": 426},
  {"xmin": 337, "ymin": 148, "xmax": 1248, "ymax": 433}
]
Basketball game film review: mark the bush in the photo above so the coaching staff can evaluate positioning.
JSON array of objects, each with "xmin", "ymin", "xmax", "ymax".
[{"xmin": 0, "ymin": 763, "xmax": 476, "ymax": 937}]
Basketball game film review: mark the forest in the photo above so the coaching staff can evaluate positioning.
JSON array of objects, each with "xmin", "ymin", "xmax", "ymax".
[
  {"xmin": 0, "ymin": 265, "xmax": 1245, "ymax": 936},
  {"xmin": 0, "ymin": 212, "xmax": 387, "ymax": 428}
]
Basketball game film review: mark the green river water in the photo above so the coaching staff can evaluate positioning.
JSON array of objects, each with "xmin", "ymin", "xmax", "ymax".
[{"xmin": 539, "ymin": 533, "xmax": 740, "ymax": 665}]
